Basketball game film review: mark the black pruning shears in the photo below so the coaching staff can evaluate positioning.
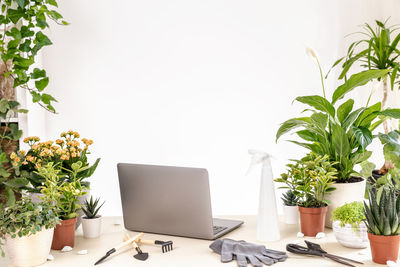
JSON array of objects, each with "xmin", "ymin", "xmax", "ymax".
[{"xmin": 286, "ymin": 240, "xmax": 364, "ymax": 267}]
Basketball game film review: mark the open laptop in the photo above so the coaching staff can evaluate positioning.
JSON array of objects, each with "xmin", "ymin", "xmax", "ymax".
[{"xmin": 117, "ymin": 163, "xmax": 243, "ymax": 240}]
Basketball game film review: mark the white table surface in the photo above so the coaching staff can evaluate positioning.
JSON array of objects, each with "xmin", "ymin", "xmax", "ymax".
[{"xmin": 0, "ymin": 216, "xmax": 382, "ymax": 267}]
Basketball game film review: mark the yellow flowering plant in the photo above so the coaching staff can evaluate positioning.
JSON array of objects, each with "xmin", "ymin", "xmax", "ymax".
[{"xmin": 11, "ymin": 130, "xmax": 100, "ymax": 193}]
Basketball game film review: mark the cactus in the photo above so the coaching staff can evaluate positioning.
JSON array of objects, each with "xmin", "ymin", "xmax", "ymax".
[
  {"xmin": 364, "ymin": 187, "xmax": 400, "ymax": 236},
  {"xmin": 281, "ymin": 190, "xmax": 299, "ymax": 206}
]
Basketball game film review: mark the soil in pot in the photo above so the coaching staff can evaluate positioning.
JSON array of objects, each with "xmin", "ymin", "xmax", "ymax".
[
  {"xmin": 51, "ymin": 217, "xmax": 77, "ymax": 250},
  {"xmin": 298, "ymin": 206, "xmax": 327, "ymax": 236},
  {"xmin": 368, "ymin": 232, "xmax": 400, "ymax": 264}
]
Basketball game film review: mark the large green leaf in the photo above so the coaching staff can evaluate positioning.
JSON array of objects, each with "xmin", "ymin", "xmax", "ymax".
[
  {"xmin": 296, "ymin": 95, "xmax": 335, "ymax": 117},
  {"xmin": 276, "ymin": 117, "xmax": 310, "ymax": 142},
  {"xmin": 351, "ymin": 126, "xmax": 373, "ymax": 149},
  {"xmin": 337, "ymin": 99, "xmax": 354, "ymax": 124},
  {"xmin": 352, "ymin": 151, "xmax": 373, "ymax": 165},
  {"xmin": 380, "ymin": 108, "xmax": 400, "ymax": 119},
  {"xmin": 331, "ymin": 122, "xmax": 350, "ymax": 159},
  {"xmin": 332, "ymin": 69, "xmax": 390, "ymax": 104},
  {"xmin": 296, "ymin": 130, "xmax": 317, "ymax": 142},
  {"xmin": 310, "ymin": 112, "xmax": 328, "ymax": 132},
  {"xmin": 342, "ymin": 108, "xmax": 365, "ymax": 131}
]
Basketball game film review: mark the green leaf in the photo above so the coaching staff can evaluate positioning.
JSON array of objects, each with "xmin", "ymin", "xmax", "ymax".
[
  {"xmin": 5, "ymin": 187, "xmax": 15, "ymax": 206},
  {"xmin": 31, "ymin": 68, "xmax": 46, "ymax": 79},
  {"xmin": 332, "ymin": 69, "xmax": 391, "ymax": 104},
  {"xmin": 337, "ymin": 99, "xmax": 354, "ymax": 124},
  {"xmin": 380, "ymin": 108, "xmax": 400, "ymax": 119},
  {"xmin": 331, "ymin": 123, "xmax": 350, "ymax": 158},
  {"xmin": 7, "ymin": 8, "xmax": 25, "ymax": 24},
  {"xmin": 35, "ymin": 77, "xmax": 49, "ymax": 91},
  {"xmin": 3, "ymin": 178, "xmax": 29, "ymax": 188},
  {"xmin": 295, "ymin": 95, "xmax": 335, "ymax": 117},
  {"xmin": 296, "ymin": 130, "xmax": 317, "ymax": 142},
  {"xmin": 41, "ymin": 94, "xmax": 57, "ymax": 104},
  {"xmin": 15, "ymin": 0, "xmax": 25, "ymax": 8},
  {"xmin": 360, "ymin": 161, "xmax": 376, "ymax": 178},
  {"xmin": 46, "ymin": 0, "xmax": 58, "ymax": 6},
  {"xmin": 35, "ymin": 32, "xmax": 52, "ymax": 47},
  {"xmin": 276, "ymin": 117, "xmax": 310, "ymax": 142},
  {"xmin": 342, "ymin": 108, "xmax": 365, "ymax": 131},
  {"xmin": 351, "ymin": 126, "xmax": 373, "ymax": 149}
]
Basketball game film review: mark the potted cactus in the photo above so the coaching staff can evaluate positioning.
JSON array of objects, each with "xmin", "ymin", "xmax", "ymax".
[
  {"xmin": 281, "ymin": 190, "xmax": 299, "ymax": 224},
  {"xmin": 0, "ymin": 197, "xmax": 60, "ymax": 267},
  {"xmin": 331, "ymin": 202, "xmax": 368, "ymax": 248},
  {"xmin": 364, "ymin": 187, "xmax": 400, "ymax": 264},
  {"xmin": 81, "ymin": 196, "xmax": 105, "ymax": 238}
]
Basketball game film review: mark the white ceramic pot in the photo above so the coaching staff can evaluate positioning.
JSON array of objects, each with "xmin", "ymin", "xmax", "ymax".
[
  {"xmin": 283, "ymin": 205, "xmax": 299, "ymax": 224},
  {"xmin": 5, "ymin": 227, "xmax": 54, "ymax": 267},
  {"xmin": 82, "ymin": 216, "xmax": 102, "ymax": 238},
  {"xmin": 325, "ymin": 179, "xmax": 366, "ymax": 227},
  {"xmin": 332, "ymin": 220, "xmax": 368, "ymax": 248}
]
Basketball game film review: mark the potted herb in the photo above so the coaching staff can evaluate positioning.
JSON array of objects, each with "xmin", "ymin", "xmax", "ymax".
[
  {"xmin": 364, "ymin": 187, "xmax": 400, "ymax": 264},
  {"xmin": 280, "ymin": 190, "xmax": 299, "ymax": 224},
  {"xmin": 0, "ymin": 197, "xmax": 60, "ymax": 267},
  {"xmin": 82, "ymin": 196, "xmax": 105, "ymax": 238},
  {"xmin": 38, "ymin": 163, "xmax": 85, "ymax": 250},
  {"xmin": 276, "ymin": 49, "xmax": 400, "ymax": 227},
  {"xmin": 276, "ymin": 153, "xmax": 336, "ymax": 236},
  {"xmin": 331, "ymin": 202, "xmax": 368, "ymax": 248}
]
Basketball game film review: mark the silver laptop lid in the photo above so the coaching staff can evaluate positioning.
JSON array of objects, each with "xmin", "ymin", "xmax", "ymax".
[{"xmin": 117, "ymin": 163, "xmax": 214, "ymax": 239}]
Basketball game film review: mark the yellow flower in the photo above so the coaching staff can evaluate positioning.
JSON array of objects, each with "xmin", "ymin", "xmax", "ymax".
[
  {"xmin": 13, "ymin": 162, "xmax": 18, "ymax": 166},
  {"xmin": 56, "ymin": 139, "xmax": 63, "ymax": 145},
  {"xmin": 32, "ymin": 144, "xmax": 39, "ymax": 150},
  {"xmin": 10, "ymin": 152, "xmax": 17, "ymax": 160},
  {"xmin": 14, "ymin": 157, "xmax": 20, "ymax": 163},
  {"xmin": 19, "ymin": 150, "xmax": 26, "ymax": 157},
  {"xmin": 60, "ymin": 132, "xmax": 67, "ymax": 137},
  {"xmin": 71, "ymin": 152, "xmax": 77, "ymax": 158}
]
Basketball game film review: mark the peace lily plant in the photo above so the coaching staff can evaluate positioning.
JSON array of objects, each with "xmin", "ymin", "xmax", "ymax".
[{"xmin": 276, "ymin": 47, "xmax": 400, "ymax": 227}]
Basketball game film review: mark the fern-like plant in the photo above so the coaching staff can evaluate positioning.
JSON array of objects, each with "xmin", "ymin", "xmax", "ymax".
[
  {"xmin": 82, "ymin": 196, "xmax": 105, "ymax": 219},
  {"xmin": 364, "ymin": 187, "xmax": 400, "ymax": 236},
  {"xmin": 281, "ymin": 190, "xmax": 298, "ymax": 206}
]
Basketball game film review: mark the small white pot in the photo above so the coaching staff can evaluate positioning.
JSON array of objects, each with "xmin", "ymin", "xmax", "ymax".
[
  {"xmin": 283, "ymin": 205, "xmax": 299, "ymax": 224},
  {"xmin": 325, "ymin": 179, "xmax": 366, "ymax": 227},
  {"xmin": 332, "ymin": 220, "xmax": 368, "ymax": 248},
  {"xmin": 5, "ymin": 227, "xmax": 54, "ymax": 267},
  {"xmin": 82, "ymin": 216, "xmax": 102, "ymax": 238}
]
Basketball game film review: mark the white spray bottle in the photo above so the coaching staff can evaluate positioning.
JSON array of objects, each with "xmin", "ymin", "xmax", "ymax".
[{"xmin": 247, "ymin": 150, "xmax": 280, "ymax": 242}]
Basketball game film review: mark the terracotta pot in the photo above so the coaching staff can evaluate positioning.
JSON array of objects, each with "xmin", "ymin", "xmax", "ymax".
[
  {"xmin": 51, "ymin": 217, "xmax": 77, "ymax": 250},
  {"xmin": 368, "ymin": 232, "xmax": 400, "ymax": 264},
  {"xmin": 298, "ymin": 206, "xmax": 328, "ymax": 236}
]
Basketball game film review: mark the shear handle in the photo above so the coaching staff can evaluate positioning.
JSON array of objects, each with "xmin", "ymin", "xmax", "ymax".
[{"xmin": 286, "ymin": 244, "xmax": 324, "ymax": 256}]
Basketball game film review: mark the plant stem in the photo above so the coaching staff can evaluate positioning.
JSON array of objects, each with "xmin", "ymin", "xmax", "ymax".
[
  {"xmin": 316, "ymin": 58, "xmax": 326, "ymax": 98},
  {"xmin": 382, "ymin": 75, "xmax": 390, "ymax": 134}
]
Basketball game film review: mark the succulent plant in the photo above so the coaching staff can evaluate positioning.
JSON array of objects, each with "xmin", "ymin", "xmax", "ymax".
[
  {"xmin": 364, "ymin": 187, "xmax": 400, "ymax": 236},
  {"xmin": 82, "ymin": 196, "xmax": 105, "ymax": 219},
  {"xmin": 281, "ymin": 190, "xmax": 298, "ymax": 206}
]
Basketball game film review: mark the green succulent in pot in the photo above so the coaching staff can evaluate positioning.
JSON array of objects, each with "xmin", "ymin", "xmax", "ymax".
[{"xmin": 281, "ymin": 190, "xmax": 298, "ymax": 206}]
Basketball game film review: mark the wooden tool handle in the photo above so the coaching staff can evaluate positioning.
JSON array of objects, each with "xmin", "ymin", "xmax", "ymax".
[
  {"xmin": 115, "ymin": 233, "xmax": 144, "ymax": 250},
  {"xmin": 137, "ymin": 239, "xmax": 156, "ymax": 245}
]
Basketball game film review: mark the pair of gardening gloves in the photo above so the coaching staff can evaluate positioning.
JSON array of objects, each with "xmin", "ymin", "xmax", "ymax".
[{"xmin": 210, "ymin": 238, "xmax": 288, "ymax": 267}]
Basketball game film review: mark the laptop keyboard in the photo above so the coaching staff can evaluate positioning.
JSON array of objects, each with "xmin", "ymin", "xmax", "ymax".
[{"xmin": 213, "ymin": 225, "xmax": 228, "ymax": 235}]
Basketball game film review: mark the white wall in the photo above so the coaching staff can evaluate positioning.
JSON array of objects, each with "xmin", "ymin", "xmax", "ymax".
[{"xmin": 38, "ymin": 0, "xmax": 396, "ymax": 216}]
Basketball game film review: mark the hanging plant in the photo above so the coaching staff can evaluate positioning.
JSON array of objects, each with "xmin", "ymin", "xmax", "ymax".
[{"xmin": 0, "ymin": 0, "xmax": 68, "ymax": 112}]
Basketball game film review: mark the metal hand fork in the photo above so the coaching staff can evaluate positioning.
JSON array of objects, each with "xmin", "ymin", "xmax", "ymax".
[
  {"xmin": 287, "ymin": 240, "xmax": 364, "ymax": 267},
  {"xmin": 137, "ymin": 238, "xmax": 174, "ymax": 253}
]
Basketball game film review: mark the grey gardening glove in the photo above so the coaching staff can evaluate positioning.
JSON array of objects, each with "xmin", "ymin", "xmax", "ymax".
[{"xmin": 210, "ymin": 239, "xmax": 288, "ymax": 267}]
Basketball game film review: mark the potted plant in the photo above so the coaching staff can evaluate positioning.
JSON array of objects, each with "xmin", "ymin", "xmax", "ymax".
[
  {"xmin": 280, "ymin": 190, "xmax": 299, "ymax": 224},
  {"xmin": 364, "ymin": 187, "xmax": 400, "ymax": 264},
  {"xmin": 331, "ymin": 201, "xmax": 368, "ymax": 248},
  {"xmin": 82, "ymin": 196, "xmax": 105, "ymax": 238},
  {"xmin": 276, "ymin": 48, "xmax": 400, "ymax": 227},
  {"xmin": 37, "ymin": 162, "xmax": 85, "ymax": 250},
  {"xmin": 0, "ymin": 197, "xmax": 60, "ymax": 267},
  {"xmin": 276, "ymin": 153, "xmax": 336, "ymax": 236}
]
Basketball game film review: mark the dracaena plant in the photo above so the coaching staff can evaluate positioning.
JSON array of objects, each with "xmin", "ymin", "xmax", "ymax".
[
  {"xmin": 0, "ymin": 0, "xmax": 67, "ymax": 112},
  {"xmin": 364, "ymin": 186, "xmax": 400, "ymax": 236},
  {"xmin": 275, "ymin": 153, "xmax": 337, "ymax": 208},
  {"xmin": 276, "ymin": 49, "xmax": 400, "ymax": 181}
]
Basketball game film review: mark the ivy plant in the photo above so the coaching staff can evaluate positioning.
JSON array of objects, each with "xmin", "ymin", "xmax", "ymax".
[
  {"xmin": 0, "ymin": 197, "xmax": 60, "ymax": 257},
  {"xmin": 0, "ymin": 0, "xmax": 67, "ymax": 112}
]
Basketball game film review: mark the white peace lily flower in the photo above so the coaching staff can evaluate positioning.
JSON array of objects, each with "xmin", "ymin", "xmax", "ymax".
[{"xmin": 306, "ymin": 47, "xmax": 319, "ymax": 63}]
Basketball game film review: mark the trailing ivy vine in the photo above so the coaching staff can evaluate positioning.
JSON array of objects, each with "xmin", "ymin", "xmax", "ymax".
[{"xmin": 0, "ymin": 0, "xmax": 67, "ymax": 112}]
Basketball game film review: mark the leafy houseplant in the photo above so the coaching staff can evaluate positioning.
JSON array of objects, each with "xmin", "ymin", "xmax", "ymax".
[
  {"xmin": 0, "ymin": 99, "xmax": 28, "ymax": 206},
  {"xmin": 81, "ymin": 196, "xmax": 105, "ymax": 238},
  {"xmin": 0, "ymin": 197, "xmax": 60, "ymax": 267},
  {"xmin": 364, "ymin": 187, "xmax": 400, "ymax": 264},
  {"xmin": 275, "ymin": 153, "xmax": 336, "ymax": 236},
  {"xmin": 331, "ymin": 202, "xmax": 368, "ymax": 248},
  {"xmin": 331, "ymin": 19, "xmax": 400, "ymax": 173},
  {"xmin": 276, "ymin": 49, "xmax": 400, "ymax": 227},
  {"xmin": 280, "ymin": 190, "xmax": 299, "ymax": 225},
  {"xmin": 37, "ymin": 162, "xmax": 85, "ymax": 250}
]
